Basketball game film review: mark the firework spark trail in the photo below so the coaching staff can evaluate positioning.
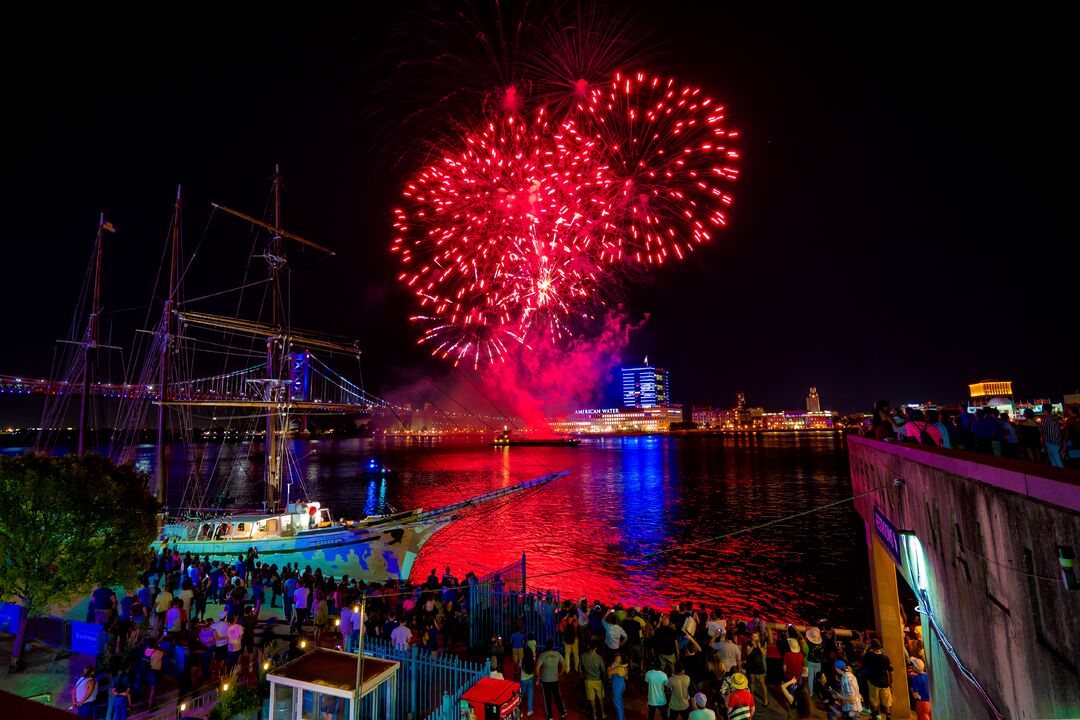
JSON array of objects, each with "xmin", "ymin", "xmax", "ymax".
[
  {"xmin": 392, "ymin": 111, "xmax": 622, "ymax": 367},
  {"xmin": 392, "ymin": 71, "xmax": 739, "ymax": 370},
  {"xmin": 580, "ymin": 71, "xmax": 740, "ymax": 266}
]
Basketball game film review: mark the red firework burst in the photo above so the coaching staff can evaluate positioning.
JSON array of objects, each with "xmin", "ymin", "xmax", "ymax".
[
  {"xmin": 391, "ymin": 111, "xmax": 617, "ymax": 368},
  {"xmin": 582, "ymin": 72, "xmax": 740, "ymax": 266},
  {"xmin": 392, "ymin": 71, "xmax": 740, "ymax": 368}
]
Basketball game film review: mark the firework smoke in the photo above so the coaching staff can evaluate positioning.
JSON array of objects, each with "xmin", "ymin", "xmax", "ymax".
[{"xmin": 385, "ymin": 3, "xmax": 740, "ymax": 428}]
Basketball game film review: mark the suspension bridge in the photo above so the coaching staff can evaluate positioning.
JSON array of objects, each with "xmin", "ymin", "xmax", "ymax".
[{"xmin": 0, "ymin": 351, "xmax": 389, "ymax": 413}]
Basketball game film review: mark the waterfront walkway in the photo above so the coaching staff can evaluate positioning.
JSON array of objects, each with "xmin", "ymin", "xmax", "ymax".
[{"xmin": 9, "ymin": 595, "xmax": 831, "ymax": 719}]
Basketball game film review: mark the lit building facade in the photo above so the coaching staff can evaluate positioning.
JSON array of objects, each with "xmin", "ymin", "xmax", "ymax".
[
  {"xmin": 621, "ymin": 364, "xmax": 670, "ymax": 408},
  {"xmin": 807, "ymin": 387, "xmax": 821, "ymax": 412},
  {"xmin": 551, "ymin": 405, "xmax": 684, "ymax": 434},
  {"xmin": 968, "ymin": 380, "xmax": 1013, "ymax": 405},
  {"xmin": 762, "ymin": 410, "xmax": 837, "ymax": 430}
]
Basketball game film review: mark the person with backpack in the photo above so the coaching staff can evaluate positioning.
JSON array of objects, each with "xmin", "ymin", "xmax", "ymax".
[{"xmin": 561, "ymin": 614, "xmax": 581, "ymax": 673}]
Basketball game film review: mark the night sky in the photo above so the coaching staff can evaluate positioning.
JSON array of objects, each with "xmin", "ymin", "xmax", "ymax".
[{"xmin": 1, "ymin": 3, "xmax": 1074, "ymax": 423}]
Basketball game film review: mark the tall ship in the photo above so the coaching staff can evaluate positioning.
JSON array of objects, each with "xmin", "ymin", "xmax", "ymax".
[{"xmin": 36, "ymin": 168, "xmax": 567, "ymax": 583}]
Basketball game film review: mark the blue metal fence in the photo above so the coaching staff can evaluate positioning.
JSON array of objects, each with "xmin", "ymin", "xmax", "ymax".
[
  {"xmin": 467, "ymin": 584, "xmax": 563, "ymax": 653},
  {"xmin": 361, "ymin": 635, "xmax": 486, "ymax": 720},
  {"xmin": 0, "ymin": 602, "xmax": 105, "ymax": 656}
]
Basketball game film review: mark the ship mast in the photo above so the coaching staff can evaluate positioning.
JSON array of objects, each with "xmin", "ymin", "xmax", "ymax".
[
  {"xmin": 77, "ymin": 214, "xmax": 112, "ymax": 455},
  {"xmin": 155, "ymin": 187, "xmax": 181, "ymax": 503},
  {"xmin": 266, "ymin": 165, "xmax": 285, "ymax": 511}
]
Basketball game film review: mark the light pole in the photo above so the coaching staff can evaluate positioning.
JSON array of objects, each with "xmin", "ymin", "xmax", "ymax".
[{"xmin": 353, "ymin": 594, "xmax": 367, "ymax": 720}]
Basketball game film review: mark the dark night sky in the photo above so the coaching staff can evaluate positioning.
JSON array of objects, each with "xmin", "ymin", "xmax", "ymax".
[{"xmin": 1, "ymin": 3, "xmax": 1075, "ymax": 423}]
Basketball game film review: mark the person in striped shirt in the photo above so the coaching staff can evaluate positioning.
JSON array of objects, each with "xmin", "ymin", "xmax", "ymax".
[{"xmin": 1041, "ymin": 407, "xmax": 1065, "ymax": 468}]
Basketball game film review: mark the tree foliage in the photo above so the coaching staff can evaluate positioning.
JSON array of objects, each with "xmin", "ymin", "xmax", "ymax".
[{"xmin": 0, "ymin": 453, "xmax": 159, "ymax": 617}]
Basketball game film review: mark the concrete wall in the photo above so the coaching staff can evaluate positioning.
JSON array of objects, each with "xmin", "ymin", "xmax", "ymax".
[{"xmin": 848, "ymin": 436, "xmax": 1080, "ymax": 720}]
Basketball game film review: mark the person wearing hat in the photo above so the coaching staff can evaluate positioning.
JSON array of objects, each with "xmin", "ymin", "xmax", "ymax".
[
  {"xmin": 725, "ymin": 673, "xmax": 754, "ymax": 720},
  {"xmin": 907, "ymin": 658, "xmax": 932, "ymax": 720},
  {"xmin": 782, "ymin": 635, "xmax": 805, "ymax": 687},
  {"xmin": 804, "ymin": 626, "xmax": 823, "ymax": 695},
  {"xmin": 832, "ymin": 660, "xmax": 863, "ymax": 719},
  {"xmin": 688, "ymin": 693, "xmax": 715, "ymax": 720}
]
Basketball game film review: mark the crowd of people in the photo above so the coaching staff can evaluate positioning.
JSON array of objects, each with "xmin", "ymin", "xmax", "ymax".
[
  {"xmin": 71, "ymin": 543, "xmax": 934, "ymax": 720},
  {"xmin": 72, "ymin": 550, "xmax": 479, "ymax": 717},
  {"xmin": 493, "ymin": 599, "xmax": 930, "ymax": 720},
  {"xmin": 866, "ymin": 399, "xmax": 1080, "ymax": 469}
]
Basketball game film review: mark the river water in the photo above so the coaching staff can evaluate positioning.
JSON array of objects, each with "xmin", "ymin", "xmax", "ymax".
[{"xmin": 115, "ymin": 432, "xmax": 872, "ymax": 626}]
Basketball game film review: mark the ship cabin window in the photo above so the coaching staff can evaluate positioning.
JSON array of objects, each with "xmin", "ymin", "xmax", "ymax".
[
  {"xmin": 199, "ymin": 523, "xmax": 212, "ymax": 539},
  {"xmin": 186, "ymin": 525, "xmax": 198, "ymax": 540},
  {"xmin": 215, "ymin": 523, "xmax": 230, "ymax": 539}
]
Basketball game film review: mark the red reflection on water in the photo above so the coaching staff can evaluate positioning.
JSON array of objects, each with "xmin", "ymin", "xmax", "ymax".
[{"xmin": 389, "ymin": 438, "xmax": 857, "ymax": 625}]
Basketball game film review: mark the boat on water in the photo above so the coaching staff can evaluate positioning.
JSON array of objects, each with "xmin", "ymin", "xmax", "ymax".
[
  {"xmin": 44, "ymin": 168, "xmax": 569, "ymax": 583},
  {"xmin": 358, "ymin": 458, "xmax": 399, "ymax": 479},
  {"xmin": 160, "ymin": 470, "xmax": 567, "ymax": 583},
  {"xmin": 491, "ymin": 429, "xmax": 580, "ymax": 447}
]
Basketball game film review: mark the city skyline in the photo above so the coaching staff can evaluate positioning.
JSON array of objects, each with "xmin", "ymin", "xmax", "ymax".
[{"xmin": 0, "ymin": 4, "xmax": 1075, "ymax": 425}]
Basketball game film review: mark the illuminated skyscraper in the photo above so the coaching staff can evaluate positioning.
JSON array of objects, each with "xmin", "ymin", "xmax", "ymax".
[
  {"xmin": 621, "ymin": 362, "xmax": 670, "ymax": 408},
  {"xmin": 807, "ymin": 387, "xmax": 821, "ymax": 412}
]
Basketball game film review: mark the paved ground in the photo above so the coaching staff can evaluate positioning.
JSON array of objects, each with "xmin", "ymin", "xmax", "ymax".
[
  {"xmin": 485, "ymin": 651, "xmax": 825, "ymax": 720},
  {"xmin": 3, "ymin": 599, "xmax": 831, "ymax": 718}
]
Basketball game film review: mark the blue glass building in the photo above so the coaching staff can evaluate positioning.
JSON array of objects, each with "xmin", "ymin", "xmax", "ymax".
[{"xmin": 621, "ymin": 364, "xmax": 670, "ymax": 408}]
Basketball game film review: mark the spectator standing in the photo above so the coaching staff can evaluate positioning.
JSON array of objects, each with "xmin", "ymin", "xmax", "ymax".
[
  {"xmin": 668, "ymin": 661, "xmax": 692, "ymax": 720},
  {"xmin": 282, "ymin": 572, "xmax": 297, "ymax": 624},
  {"xmin": 1018, "ymin": 409, "xmax": 1042, "ymax": 461},
  {"xmin": 725, "ymin": 673, "xmax": 755, "ymax": 720},
  {"xmin": 293, "ymin": 580, "xmax": 311, "ymax": 631},
  {"xmin": 688, "ymin": 693, "xmax": 716, "ymax": 720},
  {"xmin": 71, "ymin": 665, "xmax": 98, "ymax": 717},
  {"xmin": 805, "ymin": 626, "xmax": 823, "ymax": 694},
  {"xmin": 91, "ymin": 584, "xmax": 117, "ymax": 626},
  {"xmin": 644, "ymin": 658, "xmax": 669, "ymax": 720},
  {"xmin": 511, "ymin": 628, "xmax": 526, "ymax": 669},
  {"xmin": 1000, "ymin": 411, "xmax": 1020, "ymax": 458},
  {"xmin": 1042, "ymin": 407, "xmax": 1065, "ymax": 468},
  {"xmin": 537, "ymin": 641, "xmax": 568, "ymax": 720},
  {"xmin": 907, "ymin": 658, "xmax": 932, "ymax": 720},
  {"xmin": 226, "ymin": 615, "xmax": 244, "ymax": 669},
  {"xmin": 833, "ymin": 660, "xmax": 863, "ymax": 719},
  {"xmin": 1064, "ymin": 405, "xmax": 1080, "ymax": 466},
  {"xmin": 602, "ymin": 611, "xmax": 628, "ymax": 662},
  {"xmin": 520, "ymin": 647, "xmax": 537, "ymax": 718},
  {"xmin": 608, "ymin": 652, "xmax": 628, "ymax": 720},
  {"xmin": 745, "ymin": 630, "xmax": 769, "ymax": 707},
  {"xmin": 923, "ymin": 410, "xmax": 947, "ymax": 447},
  {"xmin": 863, "ymin": 638, "xmax": 894, "ymax": 720},
  {"xmin": 391, "ymin": 619, "xmax": 412, "ymax": 651},
  {"xmin": 782, "ymin": 636, "xmax": 805, "ymax": 685},
  {"xmin": 581, "ymin": 642, "xmax": 607, "ymax": 720},
  {"xmin": 972, "ymin": 409, "xmax": 1002, "ymax": 455}
]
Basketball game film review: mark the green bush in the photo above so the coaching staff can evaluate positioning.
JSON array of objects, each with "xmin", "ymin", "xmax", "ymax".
[{"xmin": 208, "ymin": 684, "xmax": 262, "ymax": 720}]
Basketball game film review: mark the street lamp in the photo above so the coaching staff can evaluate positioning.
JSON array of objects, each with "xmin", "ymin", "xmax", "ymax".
[{"xmin": 353, "ymin": 594, "xmax": 367, "ymax": 720}]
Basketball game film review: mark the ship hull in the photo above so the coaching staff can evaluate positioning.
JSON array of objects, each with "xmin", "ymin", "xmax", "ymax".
[{"xmin": 164, "ymin": 516, "xmax": 452, "ymax": 583}]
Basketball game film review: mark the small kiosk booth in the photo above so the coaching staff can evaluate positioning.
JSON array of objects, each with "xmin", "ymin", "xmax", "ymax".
[{"xmin": 267, "ymin": 648, "xmax": 399, "ymax": 720}]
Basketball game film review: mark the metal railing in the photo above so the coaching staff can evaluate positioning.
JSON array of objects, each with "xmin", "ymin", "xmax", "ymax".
[
  {"xmin": 129, "ymin": 685, "xmax": 219, "ymax": 720},
  {"xmin": 361, "ymin": 636, "xmax": 486, "ymax": 720},
  {"xmin": 467, "ymin": 584, "xmax": 563, "ymax": 653}
]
